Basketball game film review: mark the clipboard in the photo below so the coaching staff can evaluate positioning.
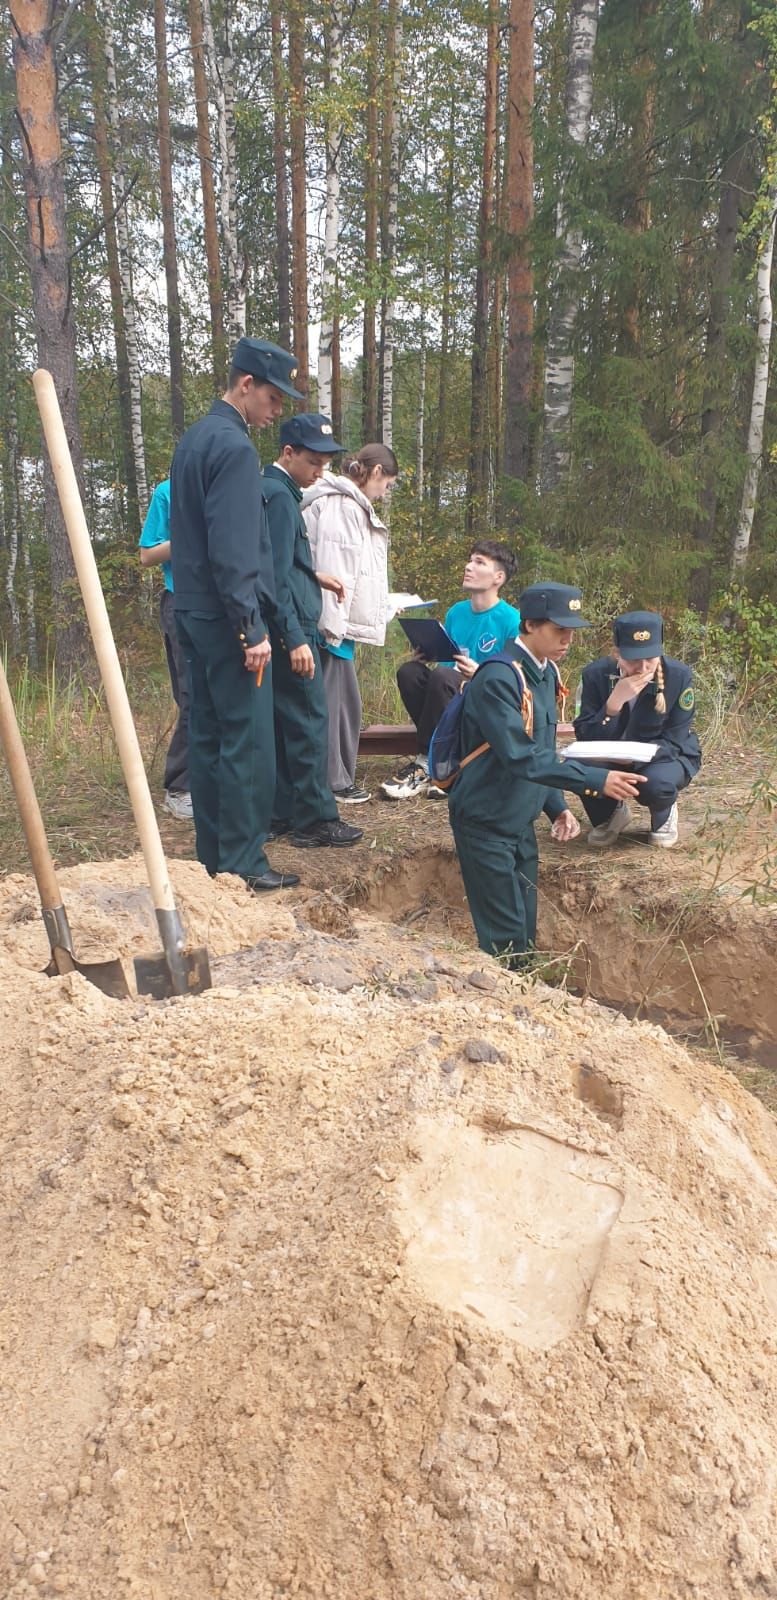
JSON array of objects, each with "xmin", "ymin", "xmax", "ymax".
[{"xmin": 399, "ymin": 617, "xmax": 460, "ymax": 662}]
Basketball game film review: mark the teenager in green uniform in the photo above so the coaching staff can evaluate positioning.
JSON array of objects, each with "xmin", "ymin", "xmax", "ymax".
[
  {"xmin": 263, "ymin": 414, "xmax": 363, "ymax": 848},
  {"xmin": 170, "ymin": 337, "xmax": 302, "ymax": 893},
  {"xmin": 447, "ymin": 583, "xmax": 646, "ymax": 966}
]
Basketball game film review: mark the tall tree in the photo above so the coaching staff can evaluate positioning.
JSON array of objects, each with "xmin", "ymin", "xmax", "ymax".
[
  {"xmin": 731, "ymin": 183, "xmax": 777, "ymax": 574},
  {"xmin": 202, "ymin": 0, "xmax": 244, "ymax": 343},
  {"xmin": 10, "ymin": 0, "xmax": 87, "ymax": 668},
  {"xmin": 379, "ymin": 0, "xmax": 404, "ymax": 449},
  {"xmin": 429, "ymin": 85, "xmax": 457, "ymax": 510},
  {"xmin": 103, "ymin": 22, "xmax": 148, "ymax": 521},
  {"xmin": 269, "ymin": 0, "xmax": 291, "ymax": 350},
  {"xmin": 85, "ymin": 0, "xmax": 137, "ymax": 533},
  {"xmin": 538, "ymin": 0, "xmax": 599, "ymax": 494},
  {"xmin": 318, "ymin": 3, "xmax": 343, "ymax": 417},
  {"xmin": 153, "ymin": 0, "xmax": 185, "ymax": 440},
  {"xmin": 288, "ymin": 0, "xmax": 309, "ymax": 391},
  {"xmin": 620, "ymin": 0, "xmax": 657, "ymax": 350},
  {"xmin": 467, "ymin": 2, "xmax": 499, "ymax": 531},
  {"xmin": 188, "ymin": 0, "xmax": 225, "ymax": 387},
  {"xmin": 502, "ymin": 0, "xmax": 535, "ymax": 483},
  {"xmin": 362, "ymin": 0, "xmax": 380, "ymax": 439}
]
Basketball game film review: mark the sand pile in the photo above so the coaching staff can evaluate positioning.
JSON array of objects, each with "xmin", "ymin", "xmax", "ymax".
[{"xmin": 1, "ymin": 859, "xmax": 777, "ymax": 1599}]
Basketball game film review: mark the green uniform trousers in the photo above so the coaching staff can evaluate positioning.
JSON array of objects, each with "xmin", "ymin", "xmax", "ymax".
[
  {"xmin": 271, "ymin": 633, "xmax": 339, "ymax": 832},
  {"xmin": 175, "ymin": 611, "xmax": 275, "ymax": 880},
  {"xmin": 450, "ymin": 817, "xmax": 538, "ymax": 967}
]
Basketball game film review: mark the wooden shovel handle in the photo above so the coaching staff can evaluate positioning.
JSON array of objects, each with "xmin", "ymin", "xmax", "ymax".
[
  {"xmin": 0, "ymin": 655, "xmax": 62, "ymax": 911},
  {"xmin": 33, "ymin": 369, "xmax": 176, "ymax": 917}
]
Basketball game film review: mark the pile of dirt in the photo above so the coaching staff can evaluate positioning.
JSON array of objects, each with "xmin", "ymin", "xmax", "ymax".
[{"xmin": 2, "ymin": 858, "xmax": 777, "ymax": 1599}]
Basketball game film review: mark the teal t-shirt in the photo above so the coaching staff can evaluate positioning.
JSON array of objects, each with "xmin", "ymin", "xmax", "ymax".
[
  {"xmin": 442, "ymin": 598, "xmax": 521, "ymax": 664},
  {"xmin": 139, "ymin": 479, "xmax": 173, "ymax": 591},
  {"xmin": 323, "ymin": 639, "xmax": 356, "ymax": 661}
]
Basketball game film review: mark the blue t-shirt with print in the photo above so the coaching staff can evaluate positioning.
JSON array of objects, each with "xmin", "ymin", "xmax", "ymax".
[
  {"xmin": 139, "ymin": 479, "xmax": 173, "ymax": 592},
  {"xmin": 442, "ymin": 597, "xmax": 521, "ymax": 664}
]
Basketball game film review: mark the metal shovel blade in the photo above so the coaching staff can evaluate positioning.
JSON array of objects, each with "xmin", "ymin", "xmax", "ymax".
[
  {"xmin": 134, "ymin": 904, "xmax": 212, "ymax": 999},
  {"xmin": 46, "ymin": 945, "xmax": 131, "ymax": 999},
  {"xmin": 43, "ymin": 907, "xmax": 130, "ymax": 998},
  {"xmin": 134, "ymin": 944, "xmax": 212, "ymax": 1000}
]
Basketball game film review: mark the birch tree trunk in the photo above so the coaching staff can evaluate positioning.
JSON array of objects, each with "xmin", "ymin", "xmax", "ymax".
[
  {"xmin": 416, "ymin": 256, "xmax": 427, "ymax": 507},
  {"xmin": 318, "ymin": 3, "xmax": 343, "ymax": 418},
  {"xmin": 380, "ymin": 0, "xmax": 404, "ymax": 450},
  {"xmin": 103, "ymin": 24, "xmax": 148, "ymax": 522},
  {"xmin": 269, "ymin": 0, "xmax": 291, "ymax": 350},
  {"xmin": 10, "ymin": 0, "xmax": 88, "ymax": 669},
  {"xmin": 502, "ymin": 0, "xmax": 535, "ymax": 483},
  {"xmin": 362, "ymin": 0, "xmax": 380, "ymax": 438},
  {"xmin": 1, "ymin": 311, "xmax": 21, "ymax": 655},
  {"xmin": 201, "ymin": 0, "xmax": 244, "ymax": 345},
  {"xmin": 85, "ymin": 0, "xmax": 137, "ymax": 533},
  {"xmin": 429, "ymin": 87, "xmax": 456, "ymax": 510},
  {"xmin": 188, "ymin": 0, "xmax": 225, "ymax": 386},
  {"xmin": 731, "ymin": 187, "xmax": 777, "ymax": 573},
  {"xmin": 538, "ymin": 0, "xmax": 599, "ymax": 494},
  {"xmin": 288, "ymin": 0, "xmax": 309, "ymax": 390},
  {"xmin": 153, "ymin": 0, "xmax": 185, "ymax": 440},
  {"xmin": 467, "ymin": 2, "xmax": 499, "ymax": 532}
]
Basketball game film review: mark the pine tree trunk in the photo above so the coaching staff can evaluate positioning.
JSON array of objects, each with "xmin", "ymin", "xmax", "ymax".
[
  {"xmin": 201, "ymin": 0, "xmax": 244, "ymax": 345},
  {"xmin": 153, "ymin": 0, "xmax": 185, "ymax": 440},
  {"xmin": 538, "ymin": 0, "xmax": 599, "ymax": 495},
  {"xmin": 269, "ymin": 0, "xmax": 291, "ymax": 350},
  {"xmin": 318, "ymin": 3, "xmax": 343, "ymax": 417},
  {"xmin": 502, "ymin": 0, "xmax": 535, "ymax": 483},
  {"xmin": 380, "ymin": 0, "xmax": 403, "ymax": 450},
  {"xmin": 10, "ymin": 0, "xmax": 88, "ymax": 670},
  {"xmin": 331, "ymin": 310, "xmax": 342, "ymax": 439},
  {"xmin": 188, "ymin": 0, "xmax": 225, "ymax": 387},
  {"xmin": 85, "ymin": 0, "xmax": 137, "ymax": 535},
  {"xmin": 362, "ymin": 0, "xmax": 380, "ymax": 438},
  {"xmin": 467, "ymin": 3, "xmax": 499, "ymax": 534},
  {"xmin": 731, "ymin": 188, "xmax": 777, "ymax": 574},
  {"xmin": 490, "ymin": 135, "xmax": 506, "ymax": 486},
  {"xmin": 621, "ymin": 0, "xmax": 657, "ymax": 349},
  {"xmin": 103, "ymin": 24, "xmax": 148, "ymax": 521},
  {"xmin": 288, "ymin": 0, "xmax": 309, "ymax": 391},
  {"xmin": 429, "ymin": 88, "xmax": 456, "ymax": 510},
  {"xmin": 689, "ymin": 144, "xmax": 749, "ymax": 615}
]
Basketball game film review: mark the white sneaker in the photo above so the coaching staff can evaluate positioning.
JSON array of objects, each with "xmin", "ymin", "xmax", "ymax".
[
  {"xmin": 380, "ymin": 759, "xmax": 429, "ymax": 800},
  {"xmin": 587, "ymin": 801, "xmax": 631, "ymax": 847},
  {"xmin": 649, "ymin": 801, "xmax": 679, "ymax": 848},
  {"xmin": 164, "ymin": 790, "xmax": 194, "ymax": 820}
]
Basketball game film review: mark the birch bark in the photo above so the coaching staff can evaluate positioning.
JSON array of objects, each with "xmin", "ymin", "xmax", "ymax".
[
  {"xmin": 201, "ymin": 0, "xmax": 244, "ymax": 344},
  {"xmin": 538, "ymin": 0, "xmax": 599, "ymax": 494},
  {"xmin": 103, "ymin": 24, "xmax": 148, "ymax": 521},
  {"xmin": 188, "ymin": 0, "xmax": 225, "ymax": 385},
  {"xmin": 318, "ymin": 3, "xmax": 343, "ymax": 417},
  {"xmin": 731, "ymin": 187, "xmax": 777, "ymax": 573},
  {"xmin": 380, "ymin": 0, "xmax": 404, "ymax": 450}
]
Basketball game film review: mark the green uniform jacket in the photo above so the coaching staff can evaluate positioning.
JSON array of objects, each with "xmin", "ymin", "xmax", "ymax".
[
  {"xmin": 448, "ymin": 641, "xmax": 611, "ymax": 833},
  {"xmin": 261, "ymin": 465, "xmax": 323, "ymax": 650},
  {"xmin": 170, "ymin": 399, "xmax": 275, "ymax": 648}
]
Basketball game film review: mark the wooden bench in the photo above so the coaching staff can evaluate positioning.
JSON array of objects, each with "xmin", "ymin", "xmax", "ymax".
[{"xmin": 358, "ymin": 722, "xmax": 575, "ymax": 758}]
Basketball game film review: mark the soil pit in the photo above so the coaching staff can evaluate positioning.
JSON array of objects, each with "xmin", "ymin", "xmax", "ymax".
[
  {"xmin": 2, "ymin": 856, "xmax": 777, "ymax": 1598},
  {"xmin": 355, "ymin": 841, "xmax": 777, "ymax": 1069}
]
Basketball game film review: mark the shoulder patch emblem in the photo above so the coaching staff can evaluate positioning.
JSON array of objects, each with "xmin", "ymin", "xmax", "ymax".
[{"xmin": 679, "ymin": 686, "xmax": 694, "ymax": 711}]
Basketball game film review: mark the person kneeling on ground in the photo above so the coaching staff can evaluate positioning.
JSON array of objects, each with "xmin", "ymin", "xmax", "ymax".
[
  {"xmin": 263, "ymin": 414, "xmax": 363, "ymax": 850},
  {"xmin": 574, "ymin": 610, "xmax": 702, "ymax": 849},
  {"xmin": 381, "ymin": 540, "xmax": 521, "ymax": 800},
  {"xmin": 447, "ymin": 583, "xmax": 646, "ymax": 969}
]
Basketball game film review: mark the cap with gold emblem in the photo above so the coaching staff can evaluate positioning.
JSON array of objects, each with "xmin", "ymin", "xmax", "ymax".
[
  {"xmin": 231, "ymin": 336, "xmax": 305, "ymax": 399},
  {"xmin": 279, "ymin": 412, "xmax": 344, "ymax": 452},
  {"xmin": 613, "ymin": 610, "xmax": 663, "ymax": 660},
  {"xmin": 517, "ymin": 582, "xmax": 592, "ymax": 628}
]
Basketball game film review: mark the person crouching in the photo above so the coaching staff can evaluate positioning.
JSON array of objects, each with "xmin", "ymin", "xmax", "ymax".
[{"xmin": 574, "ymin": 610, "xmax": 702, "ymax": 848}]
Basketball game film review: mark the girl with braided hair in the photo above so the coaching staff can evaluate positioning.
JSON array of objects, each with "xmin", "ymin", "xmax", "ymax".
[{"xmin": 574, "ymin": 611, "xmax": 702, "ymax": 848}]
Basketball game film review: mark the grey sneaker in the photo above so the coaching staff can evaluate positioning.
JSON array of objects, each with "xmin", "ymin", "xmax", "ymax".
[
  {"xmin": 586, "ymin": 801, "xmax": 631, "ymax": 847},
  {"xmin": 380, "ymin": 759, "xmax": 429, "ymax": 800},
  {"xmin": 333, "ymin": 785, "xmax": 371, "ymax": 804},
  {"xmin": 649, "ymin": 801, "xmax": 679, "ymax": 848},
  {"xmin": 164, "ymin": 790, "xmax": 193, "ymax": 820}
]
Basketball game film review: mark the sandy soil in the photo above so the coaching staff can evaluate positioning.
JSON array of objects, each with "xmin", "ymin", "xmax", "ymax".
[{"xmin": 2, "ymin": 856, "xmax": 777, "ymax": 1599}]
